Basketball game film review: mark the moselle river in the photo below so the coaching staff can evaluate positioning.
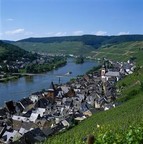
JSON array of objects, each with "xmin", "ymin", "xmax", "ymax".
[{"xmin": 0, "ymin": 59, "xmax": 98, "ymax": 107}]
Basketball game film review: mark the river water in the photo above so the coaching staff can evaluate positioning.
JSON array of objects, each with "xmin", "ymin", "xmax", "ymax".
[{"xmin": 0, "ymin": 59, "xmax": 98, "ymax": 107}]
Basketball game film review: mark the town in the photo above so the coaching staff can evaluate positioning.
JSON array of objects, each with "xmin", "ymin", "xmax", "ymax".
[{"xmin": 0, "ymin": 59, "xmax": 135, "ymax": 144}]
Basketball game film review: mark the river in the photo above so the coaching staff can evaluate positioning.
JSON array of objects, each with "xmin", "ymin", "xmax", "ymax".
[{"xmin": 0, "ymin": 59, "xmax": 98, "ymax": 107}]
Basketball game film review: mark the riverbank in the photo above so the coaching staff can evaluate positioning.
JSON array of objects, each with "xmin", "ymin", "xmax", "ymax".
[
  {"xmin": 0, "ymin": 60, "xmax": 67, "ymax": 83},
  {"xmin": 0, "ymin": 73, "xmax": 41, "ymax": 82}
]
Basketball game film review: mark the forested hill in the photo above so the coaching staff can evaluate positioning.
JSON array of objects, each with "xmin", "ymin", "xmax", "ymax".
[
  {"xmin": 0, "ymin": 40, "xmax": 35, "ymax": 62},
  {"xmin": 17, "ymin": 35, "xmax": 143, "ymax": 49}
]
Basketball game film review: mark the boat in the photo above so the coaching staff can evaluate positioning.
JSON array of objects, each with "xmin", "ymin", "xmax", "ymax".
[{"xmin": 65, "ymin": 71, "xmax": 72, "ymax": 75}]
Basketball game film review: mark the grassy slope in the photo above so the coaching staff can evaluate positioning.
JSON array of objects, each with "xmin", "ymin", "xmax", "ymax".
[
  {"xmin": 93, "ymin": 41, "xmax": 143, "ymax": 65},
  {"xmin": 14, "ymin": 41, "xmax": 95, "ymax": 56},
  {"xmin": 44, "ymin": 41, "xmax": 143, "ymax": 144}
]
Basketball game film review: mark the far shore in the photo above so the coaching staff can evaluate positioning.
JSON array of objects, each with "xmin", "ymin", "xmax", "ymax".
[{"xmin": 0, "ymin": 73, "xmax": 45, "ymax": 82}]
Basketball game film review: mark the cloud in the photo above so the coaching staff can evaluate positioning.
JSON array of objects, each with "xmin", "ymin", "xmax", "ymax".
[
  {"xmin": 54, "ymin": 32, "xmax": 67, "ymax": 36},
  {"xmin": 6, "ymin": 18, "xmax": 14, "ymax": 21},
  {"xmin": 95, "ymin": 31, "xmax": 107, "ymax": 36},
  {"xmin": 118, "ymin": 31, "xmax": 130, "ymax": 35},
  {"xmin": 72, "ymin": 30, "xmax": 84, "ymax": 36},
  {"xmin": 5, "ymin": 28, "xmax": 25, "ymax": 35}
]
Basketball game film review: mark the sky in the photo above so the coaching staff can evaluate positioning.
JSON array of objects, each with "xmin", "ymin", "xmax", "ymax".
[{"xmin": 0, "ymin": 0, "xmax": 143, "ymax": 41}]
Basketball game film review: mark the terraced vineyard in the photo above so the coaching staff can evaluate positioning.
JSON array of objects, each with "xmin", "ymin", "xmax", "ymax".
[{"xmin": 94, "ymin": 41, "xmax": 143, "ymax": 65}]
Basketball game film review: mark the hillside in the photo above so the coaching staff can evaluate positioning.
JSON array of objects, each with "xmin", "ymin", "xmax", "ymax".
[
  {"xmin": 0, "ymin": 41, "xmax": 66, "ymax": 74},
  {"xmin": 14, "ymin": 41, "xmax": 95, "ymax": 56},
  {"xmin": 43, "ymin": 41, "xmax": 143, "ymax": 144},
  {"xmin": 93, "ymin": 41, "xmax": 143, "ymax": 65},
  {"xmin": 0, "ymin": 40, "xmax": 31, "ymax": 62},
  {"xmin": 13, "ymin": 35, "xmax": 143, "ymax": 56}
]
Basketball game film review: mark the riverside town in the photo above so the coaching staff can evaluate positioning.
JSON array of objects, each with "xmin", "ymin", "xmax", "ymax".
[{"xmin": 0, "ymin": 58, "xmax": 135, "ymax": 143}]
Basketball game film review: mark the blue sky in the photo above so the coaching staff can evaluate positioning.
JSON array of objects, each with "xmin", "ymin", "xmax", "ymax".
[{"xmin": 0, "ymin": 0, "xmax": 143, "ymax": 40}]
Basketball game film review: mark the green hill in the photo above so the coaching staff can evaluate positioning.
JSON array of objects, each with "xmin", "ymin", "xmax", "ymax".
[
  {"xmin": 14, "ymin": 41, "xmax": 95, "ymax": 56},
  {"xmin": 17, "ymin": 35, "xmax": 143, "ymax": 46},
  {"xmin": 93, "ymin": 41, "xmax": 143, "ymax": 65},
  {"xmin": 13, "ymin": 35, "xmax": 143, "ymax": 56},
  {"xmin": 0, "ymin": 40, "xmax": 32, "ymax": 62}
]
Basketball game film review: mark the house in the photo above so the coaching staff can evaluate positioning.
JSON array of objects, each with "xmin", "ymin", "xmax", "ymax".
[
  {"xmin": 29, "ymin": 95, "xmax": 38, "ymax": 103},
  {"xmin": 12, "ymin": 115, "xmax": 29, "ymax": 123},
  {"xmin": 29, "ymin": 113, "xmax": 39, "ymax": 123},
  {"xmin": 22, "ymin": 109, "xmax": 33, "ymax": 118},
  {"xmin": 21, "ymin": 121, "xmax": 38, "ymax": 131},
  {"xmin": 42, "ymin": 128, "xmax": 54, "ymax": 137},
  {"xmin": 94, "ymin": 101, "xmax": 100, "ymax": 109},
  {"xmin": 0, "ymin": 108, "xmax": 7, "ymax": 119},
  {"xmin": 95, "ymin": 97, "xmax": 107, "ymax": 109},
  {"xmin": 21, "ymin": 128, "xmax": 46, "ymax": 144},
  {"xmin": 83, "ymin": 75, "xmax": 89, "ymax": 82},
  {"xmin": 86, "ymin": 96, "xmax": 95, "ymax": 106},
  {"xmin": 73, "ymin": 98, "xmax": 81, "ymax": 110},
  {"xmin": 61, "ymin": 120, "xmax": 70, "ymax": 127},
  {"xmin": 122, "ymin": 62, "xmax": 134, "ymax": 75},
  {"xmin": 61, "ymin": 85, "xmax": 70, "ymax": 94},
  {"xmin": 5, "ymin": 101, "xmax": 16, "ymax": 114},
  {"xmin": 34, "ymin": 98, "xmax": 51, "ymax": 109},
  {"xmin": 83, "ymin": 110, "xmax": 92, "ymax": 117},
  {"xmin": 64, "ymin": 100, "xmax": 73, "ymax": 109},
  {"xmin": 65, "ymin": 88, "xmax": 75, "ymax": 97},
  {"xmin": 74, "ymin": 112, "xmax": 86, "ymax": 121},
  {"xmin": 2, "ymin": 130, "xmax": 18, "ymax": 144},
  {"xmin": 34, "ymin": 108, "xmax": 45, "ymax": 117},
  {"xmin": 17, "ymin": 97, "xmax": 33, "ymax": 112},
  {"xmin": 53, "ymin": 123, "xmax": 65, "ymax": 133},
  {"xmin": 80, "ymin": 102, "xmax": 89, "ymax": 112},
  {"xmin": 77, "ymin": 94, "xmax": 85, "ymax": 102},
  {"xmin": 105, "ymin": 71, "xmax": 120, "ymax": 81},
  {"xmin": 18, "ymin": 127, "xmax": 28, "ymax": 135},
  {"xmin": 55, "ymin": 99, "xmax": 62, "ymax": 106}
]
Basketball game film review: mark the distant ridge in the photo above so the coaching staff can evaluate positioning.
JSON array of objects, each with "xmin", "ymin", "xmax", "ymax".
[
  {"xmin": 17, "ymin": 34, "xmax": 143, "ymax": 48},
  {"xmin": 13, "ymin": 34, "xmax": 143, "ymax": 56}
]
